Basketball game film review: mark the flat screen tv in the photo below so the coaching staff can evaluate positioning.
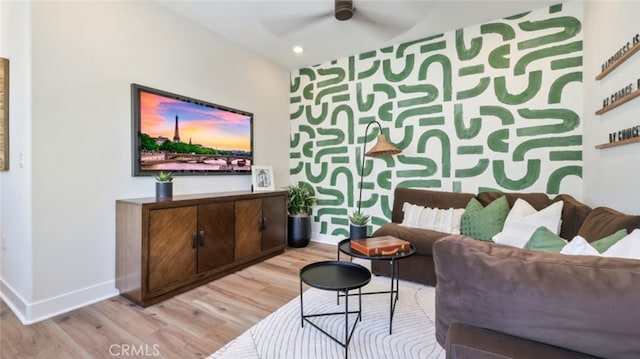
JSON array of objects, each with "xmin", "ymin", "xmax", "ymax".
[{"xmin": 131, "ymin": 83, "xmax": 253, "ymax": 176}]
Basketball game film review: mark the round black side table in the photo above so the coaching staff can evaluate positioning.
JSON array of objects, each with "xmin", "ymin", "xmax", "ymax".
[
  {"xmin": 337, "ymin": 238, "xmax": 415, "ymax": 334},
  {"xmin": 300, "ymin": 260, "xmax": 371, "ymax": 359}
]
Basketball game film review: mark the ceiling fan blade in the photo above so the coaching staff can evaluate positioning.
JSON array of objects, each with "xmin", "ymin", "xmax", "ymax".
[{"xmin": 260, "ymin": 10, "xmax": 333, "ymax": 39}]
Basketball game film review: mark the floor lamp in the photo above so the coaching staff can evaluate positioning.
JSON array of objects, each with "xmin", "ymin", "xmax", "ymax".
[{"xmin": 357, "ymin": 120, "xmax": 402, "ymax": 214}]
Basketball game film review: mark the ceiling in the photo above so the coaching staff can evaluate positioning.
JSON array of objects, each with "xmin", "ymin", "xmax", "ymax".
[{"xmin": 157, "ymin": 0, "xmax": 563, "ymax": 70}]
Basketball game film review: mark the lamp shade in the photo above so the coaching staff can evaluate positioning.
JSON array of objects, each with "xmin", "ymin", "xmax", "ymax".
[{"xmin": 365, "ymin": 134, "xmax": 402, "ymax": 157}]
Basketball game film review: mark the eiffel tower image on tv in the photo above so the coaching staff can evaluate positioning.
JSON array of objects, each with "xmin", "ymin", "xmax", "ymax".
[{"xmin": 173, "ymin": 115, "xmax": 180, "ymax": 143}]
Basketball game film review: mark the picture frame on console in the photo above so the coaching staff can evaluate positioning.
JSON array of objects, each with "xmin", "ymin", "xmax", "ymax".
[{"xmin": 252, "ymin": 165, "xmax": 274, "ymax": 191}]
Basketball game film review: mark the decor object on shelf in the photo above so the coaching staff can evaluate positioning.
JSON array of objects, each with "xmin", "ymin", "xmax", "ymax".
[
  {"xmin": 354, "ymin": 120, "xmax": 401, "ymax": 235},
  {"xmin": 154, "ymin": 171, "xmax": 173, "ymax": 200},
  {"xmin": 0, "ymin": 57, "xmax": 8, "ymax": 171},
  {"xmin": 349, "ymin": 210, "xmax": 370, "ymax": 240},
  {"xmin": 252, "ymin": 165, "xmax": 275, "ymax": 191},
  {"xmin": 286, "ymin": 182, "xmax": 316, "ymax": 247}
]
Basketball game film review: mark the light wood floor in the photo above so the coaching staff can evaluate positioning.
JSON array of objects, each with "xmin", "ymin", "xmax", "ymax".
[{"xmin": 0, "ymin": 242, "xmax": 337, "ymax": 359}]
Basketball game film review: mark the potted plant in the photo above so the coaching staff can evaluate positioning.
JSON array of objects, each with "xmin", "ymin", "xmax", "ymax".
[
  {"xmin": 155, "ymin": 171, "xmax": 173, "ymax": 200},
  {"xmin": 349, "ymin": 210, "xmax": 370, "ymax": 240},
  {"xmin": 286, "ymin": 182, "xmax": 316, "ymax": 248}
]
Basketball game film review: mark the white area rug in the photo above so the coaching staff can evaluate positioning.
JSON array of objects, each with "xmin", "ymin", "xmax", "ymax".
[{"xmin": 209, "ymin": 262, "xmax": 445, "ymax": 359}]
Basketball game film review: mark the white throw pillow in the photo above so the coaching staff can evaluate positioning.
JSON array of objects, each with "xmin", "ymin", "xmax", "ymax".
[
  {"xmin": 450, "ymin": 208, "xmax": 466, "ymax": 234},
  {"xmin": 401, "ymin": 202, "xmax": 464, "ymax": 234},
  {"xmin": 560, "ymin": 235, "xmax": 600, "ymax": 256},
  {"xmin": 401, "ymin": 202, "xmax": 422, "ymax": 227},
  {"xmin": 602, "ymin": 229, "xmax": 640, "ymax": 259},
  {"xmin": 493, "ymin": 199, "xmax": 564, "ymax": 248}
]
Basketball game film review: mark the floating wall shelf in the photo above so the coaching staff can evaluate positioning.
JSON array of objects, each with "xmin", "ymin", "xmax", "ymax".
[
  {"xmin": 595, "ymin": 88, "xmax": 640, "ymax": 115},
  {"xmin": 595, "ymin": 137, "xmax": 640, "ymax": 149},
  {"xmin": 595, "ymin": 42, "xmax": 640, "ymax": 81}
]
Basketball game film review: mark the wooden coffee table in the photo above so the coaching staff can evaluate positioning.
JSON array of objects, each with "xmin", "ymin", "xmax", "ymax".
[{"xmin": 337, "ymin": 237, "xmax": 415, "ymax": 334}]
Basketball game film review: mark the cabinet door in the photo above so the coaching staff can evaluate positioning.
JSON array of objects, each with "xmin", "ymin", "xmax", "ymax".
[
  {"xmin": 262, "ymin": 195, "xmax": 286, "ymax": 251},
  {"xmin": 148, "ymin": 206, "xmax": 197, "ymax": 291},
  {"xmin": 234, "ymin": 198, "xmax": 262, "ymax": 260},
  {"xmin": 197, "ymin": 202, "xmax": 234, "ymax": 273}
]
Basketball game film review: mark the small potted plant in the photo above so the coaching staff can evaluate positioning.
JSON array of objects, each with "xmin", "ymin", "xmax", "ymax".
[
  {"xmin": 155, "ymin": 171, "xmax": 173, "ymax": 200},
  {"xmin": 349, "ymin": 210, "xmax": 370, "ymax": 240},
  {"xmin": 286, "ymin": 182, "xmax": 316, "ymax": 247}
]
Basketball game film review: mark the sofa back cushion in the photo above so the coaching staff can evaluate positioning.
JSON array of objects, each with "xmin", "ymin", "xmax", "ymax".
[
  {"xmin": 578, "ymin": 206, "xmax": 640, "ymax": 242},
  {"xmin": 552, "ymin": 194, "xmax": 592, "ymax": 240},
  {"xmin": 434, "ymin": 235, "xmax": 640, "ymax": 359},
  {"xmin": 391, "ymin": 188, "xmax": 475, "ymax": 223},
  {"xmin": 476, "ymin": 191, "xmax": 550, "ymax": 210}
]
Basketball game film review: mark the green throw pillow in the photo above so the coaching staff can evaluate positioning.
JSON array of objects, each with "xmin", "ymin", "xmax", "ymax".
[
  {"xmin": 460, "ymin": 196, "xmax": 509, "ymax": 241},
  {"xmin": 524, "ymin": 226, "xmax": 567, "ymax": 253},
  {"xmin": 590, "ymin": 228, "xmax": 628, "ymax": 253}
]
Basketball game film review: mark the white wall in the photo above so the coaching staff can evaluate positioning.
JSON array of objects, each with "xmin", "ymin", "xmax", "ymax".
[
  {"xmin": 1, "ymin": 0, "xmax": 290, "ymax": 323},
  {"xmin": 582, "ymin": 1, "xmax": 640, "ymax": 214},
  {"xmin": 0, "ymin": 0, "xmax": 34, "ymax": 320}
]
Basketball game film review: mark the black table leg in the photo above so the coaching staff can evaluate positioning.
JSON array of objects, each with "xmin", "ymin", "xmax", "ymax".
[
  {"xmin": 300, "ymin": 277, "xmax": 304, "ymax": 328},
  {"xmin": 345, "ymin": 288, "xmax": 349, "ymax": 359}
]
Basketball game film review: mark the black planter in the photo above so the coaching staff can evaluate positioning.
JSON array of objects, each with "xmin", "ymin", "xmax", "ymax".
[
  {"xmin": 350, "ymin": 224, "xmax": 368, "ymax": 240},
  {"xmin": 156, "ymin": 182, "xmax": 173, "ymax": 200},
  {"xmin": 288, "ymin": 215, "xmax": 312, "ymax": 248}
]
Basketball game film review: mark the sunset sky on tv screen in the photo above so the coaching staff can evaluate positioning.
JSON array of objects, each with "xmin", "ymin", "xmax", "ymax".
[{"xmin": 140, "ymin": 91, "xmax": 251, "ymax": 151}]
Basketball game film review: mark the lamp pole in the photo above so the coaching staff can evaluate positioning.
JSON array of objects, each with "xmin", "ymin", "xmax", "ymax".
[{"xmin": 357, "ymin": 120, "xmax": 383, "ymax": 214}]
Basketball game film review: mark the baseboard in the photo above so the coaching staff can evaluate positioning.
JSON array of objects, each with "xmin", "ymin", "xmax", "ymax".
[
  {"xmin": 310, "ymin": 232, "xmax": 340, "ymax": 245},
  {"xmin": 0, "ymin": 279, "xmax": 29, "ymax": 323},
  {"xmin": 0, "ymin": 278, "xmax": 119, "ymax": 325}
]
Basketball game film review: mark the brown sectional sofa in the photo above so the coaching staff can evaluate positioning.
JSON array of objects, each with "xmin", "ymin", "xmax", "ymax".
[
  {"xmin": 435, "ymin": 235, "xmax": 640, "ymax": 359},
  {"xmin": 371, "ymin": 188, "xmax": 591, "ymax": 285},
  {"xmin": 371, "ymin": 187, "xmax": 640, "ymax": 358}
]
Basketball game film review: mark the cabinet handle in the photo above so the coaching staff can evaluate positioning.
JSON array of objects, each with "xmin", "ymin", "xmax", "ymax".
[
  {"xmin": 199, "ymin": 230, "xmax": 205, "ymax": 247},
  {"xmin": 192, "ymin": 232, "xmax": 198, "ymax": 249},
  {"xmin": 259, "ymin": 217, "xmax": 267, "ymax": 231}
]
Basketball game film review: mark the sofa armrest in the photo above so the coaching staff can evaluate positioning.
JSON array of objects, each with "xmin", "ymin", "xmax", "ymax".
[{"xmin": 434, "ymin": 235, "xmax": 640, "ymax": 359}]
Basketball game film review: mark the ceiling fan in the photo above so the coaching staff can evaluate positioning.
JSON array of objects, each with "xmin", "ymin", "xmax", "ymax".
[
  {"xmin": 334, "ymin": 0, "xmax": 356, "ymax": 21},
  {"xmin": 260, "ymin": 0, "xmax": 418, "ymax": 40}
]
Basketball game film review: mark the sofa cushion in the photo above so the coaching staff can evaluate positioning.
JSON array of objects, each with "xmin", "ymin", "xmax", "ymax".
[
  {"xmin": 558, "ymin": 230, "xmax": 628, "ymax": 256},
  {"xmin": 524, "ymin": 226, "xmax": 567, "ymax": 253},
  {"xmin": 552, "ymin": 194, "xmax": 592, "ymax": 240},
  {"xmin": 391, "ymin": 188, "xmax": 475, "ymax": 223},
  {"xmin": 460, "ymin": 196, "xmax": 509, "ymax": 242},
  {"xmin": 578, "ymin": 207, "xmax": 640, "ymax": 242},
  {"xmin": 590, "ymin": 228, "xmax": 628, "ymax": 253},
  {"xmin": 446, "ymin": 322, "xmax": 600, "ymax": 359},
  {"xmin": 434, "ymin": 235, "xmax": 640, "ymax": 359},
  {"xmin": 401, "ymin": 202, "xmax": 465, "ymax": 234},
  {"xmin": 560, "ymin": 236, "xmax": 600, "ymax": 256},
  {"xmin": 603, "ymin": 229, "xmax": 640, "ymax": 260},
  {"xmin": 476, "ymin": 191, "xmax": 550, "ymax": 210},
  {"xmin": 493, "ymin": 199, "xmax": 564, "ymax": 248}
]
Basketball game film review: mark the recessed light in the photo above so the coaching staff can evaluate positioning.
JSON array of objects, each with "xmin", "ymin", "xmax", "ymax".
[{"xmin": 292, "ymin": 46, "xmax": 304, "ymax": 54}]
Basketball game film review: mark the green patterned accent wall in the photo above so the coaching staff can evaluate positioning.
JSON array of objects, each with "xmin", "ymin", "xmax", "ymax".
[{"xmin": 290, "ymin": 3, "xmax": 583, "ymax": 241}]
